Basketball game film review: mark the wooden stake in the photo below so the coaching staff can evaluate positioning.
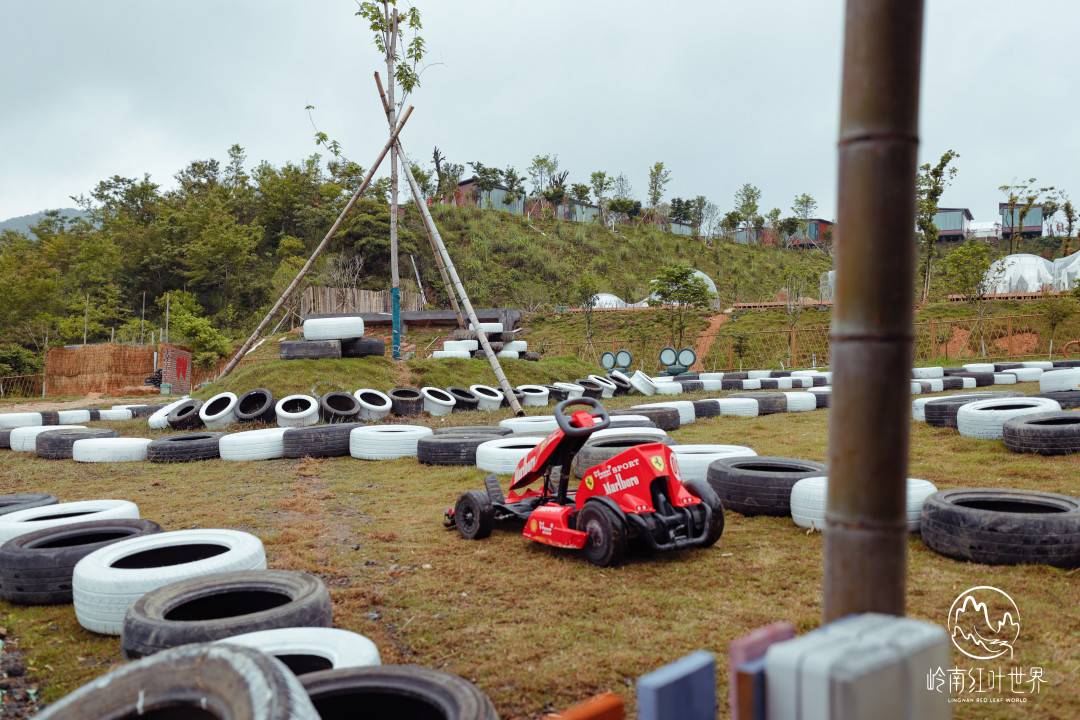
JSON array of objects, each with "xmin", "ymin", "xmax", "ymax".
[
  {"xmin": 410, "ymin": 254, "xmax": 427, "ymax": 306},
  {"xmin": 217, "ymin": 107, "xmax": 414, "ymax": 379},
  {"xmin": 83, "ymin": 294, "xmax": 89, "ymax": 345}
]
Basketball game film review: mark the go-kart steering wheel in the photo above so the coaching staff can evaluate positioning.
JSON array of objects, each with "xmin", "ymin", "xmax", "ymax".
[{"xmin": 554, "ymin": 397, "xmax": 610, "ymax": 437}]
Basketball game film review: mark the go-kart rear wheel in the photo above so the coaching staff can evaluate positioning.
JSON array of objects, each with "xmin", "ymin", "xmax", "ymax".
[
  {"xmin": 685, "ymin": 479, "xmax": 725, "ymax": 548},
  {"xmin": 577, "ymin": 502, "xmax": 627, "ymax": 567},
  {"xmin": 455, "ymin": 490, "xmax": 494, "ymax": 540}
]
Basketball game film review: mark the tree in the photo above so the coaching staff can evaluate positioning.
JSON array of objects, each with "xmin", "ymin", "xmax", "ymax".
[
  {"xmin": 647, "ymin": 264, "xmax": 715, "ymax": 346},
  {"xmin": 467, "ymin": 162, "xmax": 502, "ymax": 207},
  {"xmin": 611, "ymin": 173, "xmax": 634, "ymax": 201},
  {"xmin": 765, "ymin": 208, "xmax": 782, "ymax": 244},
  {"xmin": 570, "ymin": 271, "xmax": 600, "ymax": 341},
  {"xmin": 734, "ymin": 183, "xmax": 762, "ymax": 243},
  {"xmin": 720, "ymin": 211, "xmax": 741, "ymax": 240},
  {"xmin": 1062, "ymin": 197, "xmax": 1077, "ymax": 257},
  {"xmin": 688, "ymin": 196, "xmax": 709, "ymax": 237},
  {"xmin": 915, "ymin": 149, "xmax": 959, "ymax": 300},
  {"xmin": 791, "ymin": 193, "xmax": 819, "ymax": 247},
  {"xmin": 999, "ymin": 178, "xmax": 1053, "ymax": 253},
  {"xmin": 432, "ymin": 147, "xmax": 464, "ymax": 202},
  {"xmin": 1042, "ymin": 189, "xmax": 1063, "ymax": 237},
  {"xmin": 939, "ymin": 240, "xmax": 1004, "ymax": 356},
  {"xmin": 528, "ymin": 155, "xmax": 559, "ymax": 196},
  {"xmin": 570, "ymin": 183, "xmax": 591, "ymax": 205},
  {"xmin": 541, "ymin": 170, "xmax": 569, "ymax": 214},
  {"xmin": 607, "ymin": 197, "xmax": 641, "ymax": 221},
  {"xmin": 647, "ymin": 161, "xmax": 671, "ymax": 207},
  {"xmin": 1035, "ymin": 297, "xmax": 1077, "ymax": 356},
  {"xmin": 409, "ymin": 163, "xmax": 435, "ymax": 198},
  {"xmin": 589, "ymin": 171, "xmax": 614, "ymax": 224},
  {"xmin": 502, "ymin": 166, "xmax": 526, "ymax": 205},
  {"xmin": 669, "ymin": 198, "xmax": 690, "ymax": 225}
]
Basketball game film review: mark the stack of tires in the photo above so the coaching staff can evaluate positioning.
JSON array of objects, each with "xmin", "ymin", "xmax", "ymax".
[
  {"xmin": 281, "ymin": 315, "xmax": 384, "ymax": 360},
  {"xmin": 431, "ymin": 322, "xmax": 540, "ymax": 362}
]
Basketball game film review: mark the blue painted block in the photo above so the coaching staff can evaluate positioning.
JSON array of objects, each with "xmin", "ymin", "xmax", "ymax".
[{"xmin": 637, "ymin": 650, "xmax": 716, "ymax": 720}]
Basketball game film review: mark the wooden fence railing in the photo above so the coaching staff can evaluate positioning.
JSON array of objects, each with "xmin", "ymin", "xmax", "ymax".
[{"xmin": 300, "ymin": 286, "xmax": 425, "ymax": 316}]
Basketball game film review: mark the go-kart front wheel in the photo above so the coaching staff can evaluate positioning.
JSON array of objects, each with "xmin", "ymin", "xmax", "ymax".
[
  {"xmin": 455, "ymin": 490, "xmax": 494, "ymax": 540},
  {"xmin": 577, "ymin": 502, "xmax": 627, "ymax": 567}
]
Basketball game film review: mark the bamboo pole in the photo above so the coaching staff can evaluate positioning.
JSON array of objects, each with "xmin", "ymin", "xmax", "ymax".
[
  {"xmin": 218, "ymin": 107, "xmax": 414, "ymax": 378},
  {"xmin": 824, "ymin": 0, "xmax": 924, "ymax": 620},
  {"xmin": 375, "ymin": 72, "xmax": 465, "ymax": 327},
  {"xmin": 373, "ymin": 76, "xmax": 522, "ymax": 415}
]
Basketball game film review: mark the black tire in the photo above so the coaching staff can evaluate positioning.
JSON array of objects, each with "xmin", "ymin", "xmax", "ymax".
[
  {"xmin": 675, "ymin": 372, "xmax": 700, "ymax": 380},
  {"xmin": 236, "ymin": 388, "xmax": 276, "ymax": 423},
  {"xmin": 1053, "ymin": 360, "xmax": 1080, "ymax": 368},
  {"xmin": 920, "ymin": 488, "xmax": 1080, "ymax": 567},
  {"xmin": 679, "ymin": 380, "xmax": 704, "ymax": 393},
  {"xmin": 35, "ymin": 429, "xmax": 118, "ymax": 460},
  {"xmin": 994, "ymin": 362, "xmax": 1024, "ymax": 371},
  {"xmin": 769, "ymin": 370, "xmax": 791, "ymax": 378},
  {"xmin": 0, "ymin": 519, "xmax": 163, "ymax": 605},
  {"xmin": 810, "ymin": 375, "xmax": 828, "ymax": 387},
  {"xmin": 34, "ymin": 643, "xmax": 314, "ymax": 720},
  {"xmin": 389, "ymin": 387, "xmax": 423, "ymax": 416},
  {"xmin": 575, "ymin": 379, "xmax": 604, "ymax": 399},
  {"xmin": 283, "ymin": 423, "xmax": 362, "ymax": 459},
  {"xmin": 166, "ymin": 398, "xmax": 204, "ymax": 430},
  {"xmin": 434, "ymin": 425, "xmax": 512, "ymax": 437},
  {"xmin": 611, "ymin": 407, "xmax": 680, "ymax": 431},
  {"xmin": 0, "ymin": 493, "xmax": 58, "ymax": 516},
  {"xmin": 722, "ymin": 372, "xmax": 748, "ymax": 380},
  {"xmin": 341, "ymin": 337, "xmax": 385, "ymax": 358},
  {"xmin": 721, "ymin": 379, "xmax": 748, "ymax": 390},
  {"xmin": 576, "ymin": 501, "xmax": 627, "ymax": 566},
  {"xmin": 707, "ymin": 456, "xmax": 827, "ymax": 516},
  {"xmin": 940, "ymin": 377, "xmax": 965, "ymax": 390},
  {"xmin": 417, "ymin": 435, "xmax": 494, "ymax": 465},
  {"xmin": 812, "ymin": 391, "xmax": 831, "ymax": 409},
  {"xmin": 121, "ymin": 570, "xmax": 333, "ymax": 659},
  {"xmin": 320, "ymin": 391, "xmax": 361, "ymax": 423},
  {"xmin": 87, "ymin": 408, "xmax": 101, "ymax": 421},
  {"xmin": 130, "ymin": 405, "xmax": 160, "ymax": 419},
  {"xmin": 455, "ymin": 490, "xmax": 494, "ymax": 540},
  {"xmin": 572, "ymin": 434, "xmax": 674, "ymax": 478},
  {"xmin": 523, "ymin": 351, "xmax": 541, "ymax": 362},
  {"xmin": 147, "ymin": 432, "xmax": 224, "ymax": 463},
  {"xmin": 692, "ymin": 399, "xmax": 721, "ymax": 418},
  {"xmin": 40, "ymin": 411, "xmax": 59, "ymax": 426},
  {"xmin": 446, "ymin": 387, "xmax": 480, "ymax": 411},
  {"xmin": 684, "ymin": 479, "xmax": 725, "ymax": 548},
  {"xmin": 1002, "ymin": 412, "xmax": 1080, "ymax": 455},
  {"xmin": 729, "ymin": 392, "xmax": 787, "ymax": 415},
  {"xmin": 500, "ymin": 388, "xmax": 525, "ymax": 408},
  {"xmin": 942, "ymin": 367, "xmax": 966, "ymax": 375},
  {"xmin": 1037, "ymin": 390, "xmax": 1080, "ymax": 409},
  {"xmin": 545, "ymin": 384, "xmax": 569, "ymax": 403},
  {"xmin": 0, "ymin": 429, "xmax": 10, "ymax": 449},
  {"xmin": 280, "ymin": 339, "xmax": 342, "ymax": 360},
  {"xmin": 923, "ymin": 392, "xmax": 1019, "ymax": 428},
  {"xmin": 954, "ymin": 371, "xmax": 994, "ymax": 387},
  {"xmin": 301, "ymin": 666, "xmax": 498, "ymax": 720},
  {"xmin": 606, "ymin": 374, "xmax": 632, "ymax": 395},
  {"xmin": 758, "ymin": 378, "xmax": 781, "ymax": 389}
]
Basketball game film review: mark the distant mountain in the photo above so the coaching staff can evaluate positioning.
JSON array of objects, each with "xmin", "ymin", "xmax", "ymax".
[{"xmin": 0, "ymin": 208, "xmax": 90, "ymax": 235}]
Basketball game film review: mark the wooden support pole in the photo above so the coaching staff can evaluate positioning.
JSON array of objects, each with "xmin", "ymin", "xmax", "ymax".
[
  {"xmin": 217, "ymin": 107, "xmax": 414, "ymax": 379},
  {"xmin": 387, "ymin": 6, "xmax": 402, "ymax": 360}
]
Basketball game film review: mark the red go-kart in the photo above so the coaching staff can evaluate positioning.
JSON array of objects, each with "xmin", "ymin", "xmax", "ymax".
[{"xmin": 446, "ymin": 397, "xmax": 724, "ymax": 566}]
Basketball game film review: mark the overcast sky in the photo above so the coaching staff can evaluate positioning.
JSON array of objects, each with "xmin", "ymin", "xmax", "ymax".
[{"xmin": 3, "ymin": 1, "xmax": 1079, "ymax": 225}]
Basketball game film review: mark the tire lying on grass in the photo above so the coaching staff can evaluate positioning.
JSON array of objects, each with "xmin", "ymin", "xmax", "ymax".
[
  {"xmin": 570, "ymin": 434, "xmax": 676, "ymax": 478},
  {"xmin": 475, "ymin": 436, "xmax": 544, "ymax": 474},
  {"xmin": 199, "ymin": 392, "xmax": 239, "ymax": 429},
  {"xmin": 0, "ymin": 493, "xmax": 58, "ymax": 516},
  {"xmin": 35, "ymin": 643, "xmax": 316, "ymax": 720},
  {"xmin": 276, "ymin": 395, "xmax": 320, "ymax": 428},
  {"xmin": 146, "ymin": 433, "xmax": 224, "ymax": 463},
  {"xmin": 707, "ymin": 456, "xmax": 826, "ymax": 516},
  {"xmin": 1037, "ymin": 390, "xmax": 1080, "ymax": 409},
  {"xmin": 434, "ymin": 425, "xmax": 512, "ymax": 437},
  {"xmin": 320, "ymin": 392, "xmax": 361, "ymax": 423},
  {"xmin": 217, "ymin": 627, "xmax": 380, "ymax": 676},
  {"xmin": 417, "ymin": 434, "xmax": 500, "ymax": 466},
  {"xmin": 73, "ymin": 437, "xmax": 153, "ymax": 463},
  {"xmin": 446, "ymin": 386, "xmax": 480, "ymax": 411},
  {"xmin": 955, "ymin": 396, "xmax": 1061, "ymax": 440},
  {"xmin": 611, "ymin": 406, "xmax": 680, "ymax": 431},
  {"xmin": 341, "ymin": 337, "xmax": 385, "ymax": 358},
  {"xmin": 633, "ymin": 401, "xmax": 695, "ymax": 425},
  {"xmin": 421, "ymin": 387, "xmax": 457, "ymax": 416},
  {"xmin": 9, "ymin": 425, "xmax": 88, "ymax": 453},
  {"xmin": 121, "ymin": 570, "xmax": 333, "ymax": 659},
  {"xmin": 388, "ymin": 387, "xmax": 423, "ymax": 417},
  {"xmin": 73, "ymin": 528, "xmax": 267, "ymax": 635},
  {"xmin": 922, "ymin": 392, "xmax": 1017, "ymax": 429},
  {"xmin": 0, "ymin": 412, "xmax": 43, "ymax": 429},
  {"xmin": 1039, "ymin": 368, "xmax": 1080, "ymax": 393},
  {"xmin": 300, "ymin": 665, "xmax": 498, "ymax": 720},
  {"xmin": 220, "ymin": 428, "xmax": 289, "ymax": 461},
  {"xmin": 283, "ymin": 424, "xmax": 361, "ymax": 459},
  {"xmin": 349, "ymin": 425, "xmax": 433, "ymax": 460},
  {"xmin": 789, "ymin": 476, "xmax": 937, "ymax": 532},
  {"xmin": 0, "ymin": 500, "xmax": 140, "ymax": 545},
  {"xmin": 147, "ymin": 397, "xmax": 194, "ymax": 430},
  {"xmin": 469, "ymin": 384, "xmax": 504, "ymax": 412},
  {"xmin": 671, "ymin": 444, "xmax": 758, "ymax": 484},
  {"xmin": 499, "ymin": 415, "xmax": 558, "ymax": 434},
  {"xmin": 236, "ymin": 388, "xmax": 277, "ymax": 424},
  {"xmin": 517, "ymin": 385, "xmax": 550, "ymax": 407},
  {"xmin": 1002, "ymin": 412, "xmax": 1080, "ymax": 455},
  {"xmin": 919, "ymin": 488, "xmax": 1080, "ymax": 567},
  {"xmin": 166, "ymin": 398, "xmax": 204, "ymax": 430},
  {"xmin": 281, "ymin": 339, "xmax": 342, "ymax": 360},
  {"xmin": 0, "ymin": 519, "xmax": 163, "ymax": 605},
  {"xmin": 36, "ymin": 429, "xmax": 118, "ymax": 460},
  {"xmin": 729, "ymin": 392, "xmax": 787, "ymax": 415},
  {"xmin": 353, "ymin": 389, "xmax": 393, "ymax": 420}
]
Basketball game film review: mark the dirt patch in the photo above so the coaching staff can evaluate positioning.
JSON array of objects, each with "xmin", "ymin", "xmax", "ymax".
[
  {"xmin": 692, "ymin": 314, "xmax": 729, "ymax": 370},
  {"xmin": 992, "ymin": 332, "xmax": 1038, "ymax": 355},
  {"xmin": 0, "ymin": 395, "xmax": 163, "ymax": 414},
  {"xmin": 945, "ymin": 327, "xmax": 972, "ymax": 357},
  {"xmin": 0, "ymin": 632, "xmax": 42, "ymax": 718}
]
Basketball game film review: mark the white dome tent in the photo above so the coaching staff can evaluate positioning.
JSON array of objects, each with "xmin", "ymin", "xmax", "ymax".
[
  {"xmin": 1053, "ymin": 250, "xmax": 1080, "ymax": 291},
  {"xmin": 589, "ymin": 292, "xmax": 628, "ymax": 309},
  {"xmin": 984, "ymin": 254, "xmax": 1056, "ymax": 294},
  {"xmin": 819, "ymin": 270, "xmax": 835, "ymax": 301},
  {"xmin": 635, "ymin": 269, "xmax": 719, "ymax": 308}
]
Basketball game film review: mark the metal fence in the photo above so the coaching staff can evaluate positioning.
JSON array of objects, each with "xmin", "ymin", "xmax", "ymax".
[{"xmin": 0, "ymin": 374, "xmax": 44, "ymax": 399}]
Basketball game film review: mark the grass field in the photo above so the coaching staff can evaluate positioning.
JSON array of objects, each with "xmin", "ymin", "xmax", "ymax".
[{"xmin": 0, "ymin": 384, "xmax": 1077, "ymax": 718}]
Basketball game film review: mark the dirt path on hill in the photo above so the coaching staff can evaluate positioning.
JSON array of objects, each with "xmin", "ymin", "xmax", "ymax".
[{"xmin": 692, "ymin": 314, "xmax": 729, "ymax": 370}]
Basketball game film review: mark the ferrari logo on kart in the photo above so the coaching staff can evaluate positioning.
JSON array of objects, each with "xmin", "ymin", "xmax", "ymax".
[
  {"xmin": 650, "ymin": 455, "xmax": 666, "ymax": 472},
  {"xmin": 530, "ymin": 519, "xmax": 538, "ymax": 532},
  {"xmin": 584, "ymin": 474, "xmax": 594, "ymax": 490}
]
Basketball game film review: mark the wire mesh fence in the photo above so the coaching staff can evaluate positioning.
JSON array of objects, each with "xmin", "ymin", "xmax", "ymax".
[{"xmin": 0, "ymin": 374, "xmax": 44, "ymax": 399}]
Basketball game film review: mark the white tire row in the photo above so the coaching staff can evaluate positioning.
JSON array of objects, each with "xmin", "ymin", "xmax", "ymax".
[{"xmin": 790, "ymin": 476, "xmax": 937, "ymax": 532}]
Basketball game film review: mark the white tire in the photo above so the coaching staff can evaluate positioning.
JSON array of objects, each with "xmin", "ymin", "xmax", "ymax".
[
  {"xmin": 1007, "ymin": 367, "xmax": 1042, "ymax": 382},
  {"xmin": 217, "ymin": 627, "xmax": 380, "ymax": 672},
  {"xmin": 421, "ymin": 387, "xmax": 456, "ymax": 416},
  {"xmin": 57, "ymin": 409, "xmax": 92, "ymax": 424},
  {"xmin": 671, "ymin": 444, "xmax": 757, "ymax": 483},
  {"xmin": 590, "ymin": 426, "xmax": 668, "ymax": 441},
  {"xmin": 956, "ymin": 397, "xmax": 1061, "ymax": 440},
  {"xmin": 9, "ymin": 425, "xmax": 87, "ymax": 452},
  {"xmin": 0, "ymin": 412, "xmax": 42, "ymax": 429},
  {"xmin": 496, "ymin": 350, "xmax": 520, "ymax": 359},
  {"xmin": 654, "ymin": 382, "xmax": 684, "ymax": 395},
  {"xmin": 588, "ymin": 375, "xmax": 617, "ymax": 399},
  {"xmin": 475, "ymin": 436, "xmax": 544, "ymax": 474},
  {"xmin": 962, "ymin": 362, "xmax": 995, "ymax": 373},
  {"xmin": 199, "ymin": 392, "xmax": 239, "ymax": 429},
  {"xmin": 109, "ymin": 404, "xmax": 143, "ymax": 411},
  {"xmin": 469, "ymin": 384, "xmax": 504, "ymax": 411},
  {"xmin": 349, "ymin": 425, "xmax": 432, "ymax": 460},
  {"xmin": 773, "ymin": 377, "xmax": 795, "ymax": 390},
  {"xmin": 790, "ymin": 377, "xmax": 814, "ymax": 389},
  {"xmin": 353, "ymin": 389, "xmax": 393, "ymax": 420},
  {"xmin": 628, "ymin": 371, "xmax": 658, "ymax": 395},
  {"xmin": 431, "ymin": 350, "xmax": 471, "ymax": 359},
  {"xmin": 499, "ymin": 416, "xmax": 557, "ymax": 434},
  {"xmin": 700, "ymin": 377, "xmax": 724, "ymax": 391},
  {"xmin": 72, "ymin": 438, "xmax": 152, "ymax": 463},
  {"xmin": 905, "ymin": 478, "xmax": 938, "ymax": 532},
  {"xmin": 98, "ymin": 408, "xmax": 133, "ymax": 421},
  {"xmin": 303, "ymin": 316, "xmax": 364, "ymax": 341},
  {"xmin": 554, "ymin": 382, "xmax": 587, "ymax": 400},
  {"xmin": 634, "ymin": 401, "xmax": 695, "ymax": 425},
  {"xmin": 652, "ymin": 376, "xmax": 676, "ymax": 384},
  {"xmin": 607, "ymin": 414, "xmax": 655, "ymax": 428},
  {"xmin": 219, "ymin": 428, "xmax": 289, "ymax": 461},
  {"xmin": 0, "ymin": 499, "xmax": 139, "ymax": 544},
  {"xmin": 790, "ymin": 477, "xmax": 936, "ymax": 532},
  {"xmin": 960, "ymin": 377, "xmax": 977, "ymax": 389},
  {"xmin": 910, "ymin": 381, "xmax": 925, "ymax": 395},
  {"xmin": 739, "ymin": 379, "xmax": 763, "ymax": 390},
  {"xmin": 469, "ymin": 322, "xmax": 503, "ymax": 334},
  {"xmin": 912, "ymin": 366, "xmax": 943, "ymax": 379},
  {"xmin": 1021, "ymin": 361, "xmax": 1053, "ymax": 370},
  {"xmin": 276, "ymin": 395, "xmax": 320, "ymax": 427},
  {"xmin": 1039, "ymin": 369, "xmax": 1080, "ymax": 393},
  {"xmin": 72, "ymin": 528, "xmax": 266, "ymax": 635},
  {"xmin": 782, "ymin": 392, "xmax": 817, "ymax": 413},
  {"xmin": 700, "ymin": 372, "xmax": 725, "ymax": 381},
  {"xmin": 912, "ymin": 397, "xmax": 934, "ymax": 422},
  {"xmin": 517, "ymin": 385, "xmax": 550, "ymax": 407},
  {"xmin": 992, "ymin": 373, "xmax": 1017, "ymax": 385},
  {"xmin": 147, "ymin": 397, "xmax": 192, "ymax": 430},
  {"xmin": 713, "ymin": 398, "xmax": 759, "ymax": 417},
  {"xmin": 504, "ymin": 340, "xmax": 528, "ymax": 353},
  {"xmin": 921, "ymin": 378, "xmax": 944, "ymax": 392},
  {"xmin": 443, "ymin": 340, "xmax": 478, "ymax": 352},
  {"xmin": 808, "ymin": 386, "xmax": 831, "ymax": 394},
  {"xmin": 747, "ymin": 370, "xmax": 772, "ymax": 379}
]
